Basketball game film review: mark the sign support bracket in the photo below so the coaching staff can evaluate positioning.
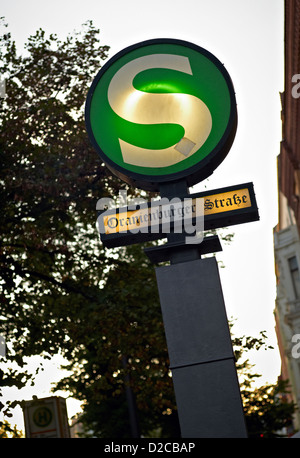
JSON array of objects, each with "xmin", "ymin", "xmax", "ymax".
[{"xmin": 144, "ymin": 178, "xmax": 222, "ymax": 264}]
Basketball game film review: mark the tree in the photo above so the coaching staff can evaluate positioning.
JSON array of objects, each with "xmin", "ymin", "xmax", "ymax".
[
  {"xmin": 0, "ymin": 19, "xmax": 178, "ymax": 433},
  {"xmin": 0, "ymin": 420, "xmax": 23, "ymax": 438},
  {"xmin": 0, "ymin": 17, "xmax": 117, "ymax": 416},
  {"xmin": 232, "ymin": 328, "xmax": 296, "ymax": 438}
]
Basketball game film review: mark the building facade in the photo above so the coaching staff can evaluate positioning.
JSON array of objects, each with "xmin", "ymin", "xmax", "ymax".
[{"xmin": 274, "ymin": 0, "xmax": 300, "ymax": 430}]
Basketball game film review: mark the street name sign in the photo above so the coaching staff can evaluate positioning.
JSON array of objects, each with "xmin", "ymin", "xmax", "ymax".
[
  {"xmin": 97, "ymin": 182, "xmax": 259, "ymax": 248},
  {"xmin": 86, "ymin": 38, "xmax": 237, "ymax": 191}
]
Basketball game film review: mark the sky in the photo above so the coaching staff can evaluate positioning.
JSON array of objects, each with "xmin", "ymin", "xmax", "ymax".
[{"xmin": 1, "ymin": 0, "xmax": 284, "ymax": 433}]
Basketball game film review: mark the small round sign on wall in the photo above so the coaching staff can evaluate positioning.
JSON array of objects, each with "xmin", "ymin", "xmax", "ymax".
[{"xmin": 85, "ymin": 38, "xmax": 237, "ymax": 191}]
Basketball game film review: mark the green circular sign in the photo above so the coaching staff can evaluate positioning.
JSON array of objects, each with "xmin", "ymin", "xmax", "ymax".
[{"xmin": 85, "ymin": 39, "xmax": 237, "ymax": 191}]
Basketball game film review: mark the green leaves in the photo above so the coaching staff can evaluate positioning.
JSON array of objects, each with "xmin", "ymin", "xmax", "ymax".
[
  {"xmin": 242, "ymin": 379, "xmax": 296, "ymax": 438},
  {"xmin": 230, "ymin": 323, "xmax": 296, "ymax": 438},
  {"xmin": 0, "ymin": 20, "xmax": 113, "ymax": 406}
]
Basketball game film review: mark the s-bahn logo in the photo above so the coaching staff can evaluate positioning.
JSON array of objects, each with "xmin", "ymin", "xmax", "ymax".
[
  {"xmin": 107, "ymin": 54, "xmax": 212, "ymax": 168},
  {"xmin": 85, "ymin": 39, "xmax": 237, "ymax": 191}
]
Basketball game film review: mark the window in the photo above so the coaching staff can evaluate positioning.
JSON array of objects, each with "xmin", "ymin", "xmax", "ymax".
[{"xmin": 288, "ymin": 256, "xmax": 300, "ymax": 299}]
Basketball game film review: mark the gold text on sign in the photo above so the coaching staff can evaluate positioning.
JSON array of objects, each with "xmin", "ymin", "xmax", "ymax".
[{"xmin": 103, "ymin": 188, "xmax": 251, "ymax": 235}]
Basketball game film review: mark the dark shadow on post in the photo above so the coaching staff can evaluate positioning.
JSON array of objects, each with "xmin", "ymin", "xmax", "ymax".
[{"xmin": 122, "ymin": 355, "xmax": 140, "ymax": 438}]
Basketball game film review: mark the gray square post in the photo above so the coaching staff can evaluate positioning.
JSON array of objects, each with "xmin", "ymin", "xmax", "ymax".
[{"xmin": 155, "ymin": 256, "xmax": 248, "ymax": 438}]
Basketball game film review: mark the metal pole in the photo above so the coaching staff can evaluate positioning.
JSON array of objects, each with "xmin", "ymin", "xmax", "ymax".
[{"xmin": 155, "ymin": 256, "xmax": 247, "ymax": 437}]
